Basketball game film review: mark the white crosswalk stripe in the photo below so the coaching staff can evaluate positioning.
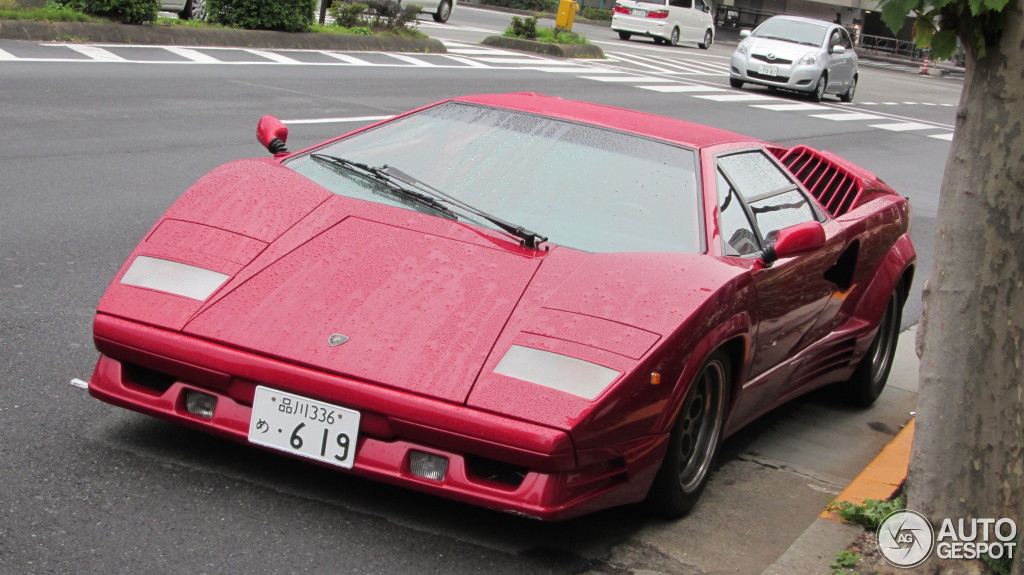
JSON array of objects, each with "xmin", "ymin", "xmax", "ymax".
[{"xmin": 66, "ymin": 45, "xmax": 126, "ymax": 61}]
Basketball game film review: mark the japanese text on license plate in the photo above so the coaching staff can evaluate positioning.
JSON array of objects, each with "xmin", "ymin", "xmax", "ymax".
[{"xmin": 248, "ymin": 386, "xmax": 361, "ymax": 469}]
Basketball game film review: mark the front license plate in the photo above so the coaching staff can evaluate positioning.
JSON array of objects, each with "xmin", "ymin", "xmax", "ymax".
[
  {"xmin": 248, "ymin": 386, "xmax": 361, "ymax": 469},
  {"xmin": 757, "ymin": 64, "xmax": 779, "ymax": 76}
]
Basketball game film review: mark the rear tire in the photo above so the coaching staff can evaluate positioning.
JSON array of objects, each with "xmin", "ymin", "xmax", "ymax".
[
  {"xmin": 839, "ymin": 75, "xmax": 857, "ymax": 102},
  {"xmin": 668, "ymin": 27, "xmax": 680, "ymax": 46},
  {"xmin": 432, "ymin": 0, "xmax": 451, "ymax": 23},
  {"xmin": 178, "ymin": 0, "xmax": 206, "ymax": 20},
  {"xmin": 645, "ymin": 350, "xmax": 729, "ymax": 518},
  {"xmin": 618, "ymin": 31, "xmax": 632, "ymax": 40},
  {"xmin": 845, "ymin": 283, "xmax": 903, "ymax": 406}
]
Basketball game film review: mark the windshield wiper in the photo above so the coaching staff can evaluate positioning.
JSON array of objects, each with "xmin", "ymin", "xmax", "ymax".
[
  {"xmin": 379, "ymin": 165, "xmax": 548, "ymax": 250},
  {"xmin": 310, "ymin": 154, "xmax": 459, "ymax": 220}
]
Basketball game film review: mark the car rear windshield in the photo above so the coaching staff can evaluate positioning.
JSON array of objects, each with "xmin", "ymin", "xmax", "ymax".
[
  {"xmin": 286, "ymin": 102, "xmax": 702, "ymax": 254},
  {"xmin": 753, "ymin": 18, "xmax": 828, "ymax": 46}
]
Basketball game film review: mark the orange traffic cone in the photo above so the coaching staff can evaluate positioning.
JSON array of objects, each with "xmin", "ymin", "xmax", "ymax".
[{"xmin": 919, "ymin": 57, "xmax": 930, "ymax": 74}]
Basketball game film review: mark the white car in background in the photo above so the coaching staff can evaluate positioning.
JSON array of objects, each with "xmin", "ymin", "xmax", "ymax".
[
  {"xmin": 611, "ymin": 0, "xmax": 715, "ymax": 48},
  {"xmin": 729, "ymin": 15, "xmax": 859, "ymax": 102}
]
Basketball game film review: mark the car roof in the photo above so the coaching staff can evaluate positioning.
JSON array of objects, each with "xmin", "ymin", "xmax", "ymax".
[
  {"xmin": 762, "ymin": 14, "xmax": 833, "ymax": 27},
  {"xmin": 449, "ymin": 93, "xmax": 761, "ymax": 150}
]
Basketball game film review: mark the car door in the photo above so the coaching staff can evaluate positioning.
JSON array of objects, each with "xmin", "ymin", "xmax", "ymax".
[
  {"xmin": 714, "ymin": 149, "xmax": 845, "ymax": 402},
  {"xmin": 825, "ymin": 27, "xmax": 855, "ymax": 90}
]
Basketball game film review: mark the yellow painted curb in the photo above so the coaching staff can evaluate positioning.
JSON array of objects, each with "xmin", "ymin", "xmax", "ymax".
[{"xmin": 820, "ymin": 418, "xmax": 915, "ymax": 521}]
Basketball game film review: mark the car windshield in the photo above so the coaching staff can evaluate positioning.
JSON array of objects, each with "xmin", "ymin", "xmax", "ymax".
[
  {"xmin": 286, "ymin": 102, "xmax": 702, "ymax": 254},
  {"xmin": 752, "ymin": 18, "xmax": 828, "ymax": 46}
]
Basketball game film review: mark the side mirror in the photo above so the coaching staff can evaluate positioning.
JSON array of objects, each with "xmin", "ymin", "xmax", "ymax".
[
  {"xmin": 755, "ymin": 221, "xmax": 826, "ymax": 269},
  {"xmin": 832, "ymin": 45, "xmax": 846, "ymax": 55},
  {"xmin": 256, "ymin": 115, "xmax": 289, "ymax": 155},
  {"xmin": 739, "ymin": 29, "xmax": 751, "ymax": 38}
]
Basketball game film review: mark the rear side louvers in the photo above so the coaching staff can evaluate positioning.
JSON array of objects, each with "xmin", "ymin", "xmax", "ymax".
[{"xmin": 771, "ymin": 146, "xmax": 864, "ymax": 217}]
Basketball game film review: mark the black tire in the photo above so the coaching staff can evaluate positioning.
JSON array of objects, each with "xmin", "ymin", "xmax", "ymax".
[
  {"xmin": 729, "ymin": 77, "xmax": 743, "ymax": 89},
  {"xmin": 668, "ymin": 27, "xmax": 680, "ymax": 46},
  {"xmin": 645, "ymin": 350, "xmax": 730, "ymax": 518},
  {"xmin": 653, "ymin": 36, "xmax": 665, "ymax": 45},
  {"xmin": 178, "ymin": 0, "xmax": 206, "ymax": 20},
  {"xmin": 432, "ymin": 0, "xmax": 451, "ymax": 23},
  {"xmin": 618, "ymin": 31, "xmax": 632, "ymax": 41},
  {"xmin": 810, "ymin": 74, "xmax": 827, "ymax": 102},
  {"xmin": 845, "ymin": 284, "xmax": 903, "ymax": 406},
  {"xmin": 839, "ymin": 75, "xmax": 857, "ymax": 102},
  {"xmin": 698, "ymin": 29, "xmax": 712, "ymax": 49}
]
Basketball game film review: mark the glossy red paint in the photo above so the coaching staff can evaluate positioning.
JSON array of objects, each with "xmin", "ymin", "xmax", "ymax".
[{"xmin": 86, "ymin": 94, "xmax": 916, "ymax": 520}]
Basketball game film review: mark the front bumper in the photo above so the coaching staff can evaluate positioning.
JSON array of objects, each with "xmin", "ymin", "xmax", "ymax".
[
  {"xmin": 730, "ymin": 53, "xmax": 821, "ymax": 92},
  {"xmin": 88, "ymin": 313, "xmax": 667, "ymax": 520}
]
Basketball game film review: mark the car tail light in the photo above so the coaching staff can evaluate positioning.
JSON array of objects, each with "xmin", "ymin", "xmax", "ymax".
[
  {"xmin": 647, "ymin": 9, "xmax": 669, "ymax": 17},
  {"xmin": 612, "ymin": 4, "xmax": 629, "ymax": 13}
]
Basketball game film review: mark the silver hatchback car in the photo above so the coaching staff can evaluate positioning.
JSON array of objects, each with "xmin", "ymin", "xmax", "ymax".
[{"xmin": 729, "ymin": 15, "xmax": 858, "ymax": 102}]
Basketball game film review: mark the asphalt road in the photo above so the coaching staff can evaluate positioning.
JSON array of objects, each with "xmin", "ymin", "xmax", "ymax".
[{"xmin": 0, "ymin": 11, "xmax": 962, "ymax": 574}]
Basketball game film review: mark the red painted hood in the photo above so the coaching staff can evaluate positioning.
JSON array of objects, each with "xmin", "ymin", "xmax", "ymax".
[{"xmin": 182, "ymin": 216, "xmax": 541, "ymax": 403}]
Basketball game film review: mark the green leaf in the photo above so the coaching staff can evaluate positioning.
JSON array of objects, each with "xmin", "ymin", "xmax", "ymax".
[
  {"xmin": 879, "ymin": 0, "xmax": 921, "ymax": 34},
  {"xmin": 914, "ymin": 17, "xmax": 935, "ymax": 46},
  {"xmin": 930, "ymin": 28, "xmax": 957, "ymax": 59},
  {"xmin": 981, "ymin": 0, "xmax": 1011, "ymax": 11}
]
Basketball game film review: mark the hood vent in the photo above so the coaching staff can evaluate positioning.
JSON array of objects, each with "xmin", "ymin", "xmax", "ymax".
[{"xmin": 773, "ymin": 145, "xmax": 864, "ymax": 217}]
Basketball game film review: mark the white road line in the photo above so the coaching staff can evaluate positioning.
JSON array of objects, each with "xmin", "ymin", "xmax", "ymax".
[
  {"xmin": 322, "ymin": 52, "xmax": 375, "ymax": 65},
  {"xmin": 809, "ymin": 112, "xmax": 887, "ymax": 121},
  {"xmin": 601, "ymin": 52, "xmax": 681, "ymax": 74},
  {"xmin": 283, "ymin": 115, "xmax": 393, "ymax": 124},
  {"xmin": 243, "ymin": 49, "xmax": 301, "ymax": 63},
  {"xmin": 436, "ymin": 54, "xmax": 492, "ymax": 67},
  {"xmin": 929, "ymin": 133, "xmax": 955, "ymax": 141},
  {"xmin": 473, "ymin": 57, "xmax": 555, "ymax": 64},
  {"xmin": 533, "ymin": 66, "xmax": 617, "ymax": 73},
  {"xmin": 640, "ymin": 84, "xmax": 727, "ymax": 92},
  {"xmin": 869, "ymin": 122, "xmax": 937, "ymax": 132},
  {"xmin": 695, "ymin": 93, "xmax": 779, "ymax": 102},
  {"xmin": 388, "ymin": 54, "xmax": 436, "ymax": 66},
  {"xmin": 579, "ymin": 75, "xmax": 673, "ymax": 82},
  {"xmin": 67, "ymin": 45, "xmax": 126, "ymax": 62},
  {"xmin": 0, "ymin": 48, "xmax": 15, "ymax": 60},
  {"xmin": 163, "ymin": 47, "xmax": 221, "ymax": 63},
  {"xmin": 750, "ymin": 103, "xmax": 830, "ymax": 111}
]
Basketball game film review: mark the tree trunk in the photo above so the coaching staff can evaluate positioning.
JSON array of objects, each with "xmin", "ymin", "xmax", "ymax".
[{"xmin": 907, "ymin": 2, "xmax": 1024, "ymax": 574}]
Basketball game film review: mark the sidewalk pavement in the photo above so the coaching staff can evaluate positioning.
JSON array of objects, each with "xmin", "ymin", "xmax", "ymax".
[{"xmin": 762, "ymin": 327, "xmax": 919, "ymax": 575}]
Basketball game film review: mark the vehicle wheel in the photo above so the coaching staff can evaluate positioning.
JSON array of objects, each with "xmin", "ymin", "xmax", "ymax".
[
  {"xmin": 668, "ymin": 27, "xmax": 680, "ymax": 46},
  {"xmin": 432, "ymin": 0, "xmax": 451, "ymax": 23},
  {"xmin": 810, "ymin": 74, "xmax": 827, "ymax": 102},
  {"xmin": 729, "ymin": 77, "xmax": 743, "ymax": 89},
  {"xmin": 645, "ymin": 350, "xmax": 729, "ymax": 518},
  {"xmin": 698, "ymin": 29, "xmax": 712, "ymax": 49},
  {"xmin": 178, "ymin": 0, "xmax": 206, "ymax": 20},
  {"xmin": 845, "ymin": 283, "xmax": 903, "ymax": 406},
  {"xmin": 618, "ymin": 31, "xmax": 632, "ymax": 41},
  {"xmin": 840, "ymin": 75, "xmax": 857, "ymax": 102}
]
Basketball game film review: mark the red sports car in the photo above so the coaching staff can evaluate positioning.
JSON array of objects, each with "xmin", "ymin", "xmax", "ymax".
[{"xmin": 86, "ymin": 93, "xmax": 915, "ymax": 520}]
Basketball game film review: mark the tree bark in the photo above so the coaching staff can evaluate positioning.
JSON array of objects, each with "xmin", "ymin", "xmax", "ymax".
[{"xmin": 906, "ymin": 2, "xmax": 1024, "ymax": 574}]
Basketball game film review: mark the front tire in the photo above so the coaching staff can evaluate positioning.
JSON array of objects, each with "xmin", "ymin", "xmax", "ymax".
[
  {"xmin": 698, "ymin": 29, "xmax": 712, "ymax": 49},
  {"xmin": 845, "ymin": 284, "xmax": 903, "ymax": 406},
  {"xmin": 618, "ymin": 31, "xmax": 632, "ymax": 41},
  {"xmin": 729, "ymin": 77, "xmax": 743, "ymax": 89},
  {"xmin": 645, "ymin": 350, "xmax": 729, "ymax": 518},
  {"xmin": 432, "ymin": 0, "xmax": 451, "ymax": 22},
  {"xmin": 810, "ymin": 74, "xmax": 827, "ymax": 102}
]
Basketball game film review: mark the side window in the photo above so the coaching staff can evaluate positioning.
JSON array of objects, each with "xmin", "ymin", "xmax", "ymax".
[
  {"xmin": 716, "ymin": 170, "xmax": 759, "ymax": 256},
  {"xmin": 829, "ymin": 30, "xmax": 842, "ymax": 50},
  {"xmin": 718, "ymin": 151, "xmax": 820, "ymax": 246},
  {"xmin": 670, "ymin": 0, "xmax": 692, "ymax": 8},
  {"xmin": 840, "ymin": 29, "xmax": 853, "ymax": 49}
]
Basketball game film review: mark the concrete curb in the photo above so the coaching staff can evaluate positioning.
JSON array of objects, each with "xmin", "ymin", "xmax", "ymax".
[
  {"xmin": 0, "ymin": 19, "xmax": 448, "ymax": 51},
  {"xmin": 482, "ymin": 34, "xmax": 604, "ymax": 58},
  {"xmin": 761, "ymin": 418, "xmax": 916, "ymax": 574}
]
